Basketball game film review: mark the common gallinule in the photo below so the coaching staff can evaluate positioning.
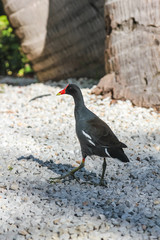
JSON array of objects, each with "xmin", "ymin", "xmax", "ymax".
[{"xmin": 50, "ymin": 84, "xmax": 129, "ymax": 185}]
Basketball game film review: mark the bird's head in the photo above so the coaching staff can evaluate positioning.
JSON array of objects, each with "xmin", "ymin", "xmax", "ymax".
[{"xmin": 56, "ymin": 84, "xmax": 80, "ymax": 96}]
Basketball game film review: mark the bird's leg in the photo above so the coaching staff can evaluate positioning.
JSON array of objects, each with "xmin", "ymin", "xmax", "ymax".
[
  {"xmin": 99, "ymin": 158, "xmax": 107, "ymax": 186},
  {"xmin": 49, "ymin": 158, "xmax": 85, "ymax": 183}
]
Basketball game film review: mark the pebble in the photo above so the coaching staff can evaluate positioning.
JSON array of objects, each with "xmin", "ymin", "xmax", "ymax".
[
  {"xmin": 10, "ymin": 183, "xmax": 19, "ymax": 191},
  {"xmin": 18, "ymin": 230, "xmax": 28, "ymax": 236},
  {"xmin": 111, "ymin": 218, "xmax": 121, "ymax": 226},
  {"xmin": 0, "ymin": 77, "xmax": 159, "ymax": 240}
]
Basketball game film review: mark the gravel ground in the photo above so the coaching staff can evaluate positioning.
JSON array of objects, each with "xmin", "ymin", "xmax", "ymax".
[{"xmin": 0, "ymin": 77, "xmax": 160, "ymax": 240}]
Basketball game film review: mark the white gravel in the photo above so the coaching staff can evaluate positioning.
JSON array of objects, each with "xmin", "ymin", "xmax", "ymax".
[{"xmin": 0, "ymin": 77, "xmax": 160, "ymax": 240}]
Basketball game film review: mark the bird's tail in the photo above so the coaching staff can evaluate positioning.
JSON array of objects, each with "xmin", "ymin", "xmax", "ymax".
[
  {"xmin": 108, "ymin": 148, "xmax": 129, "ymax": 162},
  {"xmin": 117, "ymin": 150, "xmax": 129, "ymax": 162}
]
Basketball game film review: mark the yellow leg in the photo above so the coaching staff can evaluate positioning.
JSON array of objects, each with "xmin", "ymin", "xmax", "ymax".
[{"xmin": 49, "ymin": 158, "xmax": 85, "ymax": 183}]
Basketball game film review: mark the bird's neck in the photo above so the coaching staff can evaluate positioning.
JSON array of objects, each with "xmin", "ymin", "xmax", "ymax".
[{"xmin": 72, "ymin": 90, "xmax": 85, "ymax": 109}]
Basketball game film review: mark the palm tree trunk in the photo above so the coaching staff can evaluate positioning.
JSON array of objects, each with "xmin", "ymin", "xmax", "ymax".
[
  {"xmin": 2, "ymin": 0, "xmax": 105, "ymax": 81},
  {"xmin": 93, "ymin": 0, "xmax": 160, "ymax": 110}
]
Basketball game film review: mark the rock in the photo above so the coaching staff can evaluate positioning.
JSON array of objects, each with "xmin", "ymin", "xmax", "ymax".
[
  {"xmin": 91, "ymin": 73, "xmax": 115, "ymax": 96},
  {"xmin": 10, "ymin": 183, "xmax": 19, "ymax": 191},
  {"xmin": 97, "ymin": 214, "xmax": 106, "ymax": 221},
  {"xmin": 18, "ymin": 230, "xmax": 28, "ymax": 236},
  {"xmin": 59, "ymin": 233, "xmax": 70, "ymax": 240},
  {"xmin": 74, "ymin": 211, "xmax": 83, "ymax": 217},
  {"xmin": 111, "ymin": 218, "xmax": 120, "ymax": 226}
]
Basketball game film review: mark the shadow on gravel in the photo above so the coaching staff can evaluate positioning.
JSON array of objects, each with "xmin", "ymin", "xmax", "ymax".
[
  {"xmin": 17, "ymin": 154, "xmax": 102, "ymax": 184},
  {"xmin": 16, "ymin": 155, "xmax": 159, "ymax": 237}
]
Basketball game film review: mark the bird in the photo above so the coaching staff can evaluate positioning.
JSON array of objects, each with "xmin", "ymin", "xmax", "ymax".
[{"xmin": 50, "ymin": 84, "xmax": 129, "ymax": 185}]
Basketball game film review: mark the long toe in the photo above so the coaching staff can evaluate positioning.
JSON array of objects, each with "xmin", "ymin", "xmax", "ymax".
[
  {"xmin": 99, "ymin": 179, "xmax": 108, "ymax": 187},
  {"xmin": 49, "ymin": 177, "xmax": 63, "ymax": 183},
  {"xmin": 49, "ymin": 175, "xmax": 70, "ymax": 183},
  {"xmin": 70, "ymin": 173, "xmax": 81, "ymax": 183},
  {"xmin": 49, "ymin": 173, "xmax": 80, "ymax": 184}
]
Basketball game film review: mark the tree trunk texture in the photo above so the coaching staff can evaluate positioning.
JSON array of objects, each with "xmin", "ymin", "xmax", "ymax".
[
  {"xmin": 93, "ymin": 0, "xmax": 160, "ymax": 110},
  {"xmin": 2, "ymin": 0, "xmax": 105, "ymax": 81}
]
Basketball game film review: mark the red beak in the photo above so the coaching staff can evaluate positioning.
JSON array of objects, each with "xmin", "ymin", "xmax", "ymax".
[{"xmin": 56, "ymin": 84, "xmax": 69, "ymax": 95}]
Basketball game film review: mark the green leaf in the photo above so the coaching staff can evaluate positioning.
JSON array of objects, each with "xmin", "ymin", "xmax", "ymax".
[
  {"xmin": 8, "ymin": 166, "xmax": 13, "ymax": 171},
  {"xmin": 24, "ymin": 64, "xmax": 33, "ymax": 73},
  {"xmin": 0, "ymin": 14, "xmax": 33, "ymax": 76}
]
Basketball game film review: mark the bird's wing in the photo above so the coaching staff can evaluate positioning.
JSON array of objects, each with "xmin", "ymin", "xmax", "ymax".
[{"xmin": 86, "ymin": 117, "xmax": 127, "ymax": 149}]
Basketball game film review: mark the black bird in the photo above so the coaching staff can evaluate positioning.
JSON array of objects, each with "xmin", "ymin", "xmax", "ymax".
[{"xmin": 50, "ymin": 84, "xmax": 129, "ymax": 185}]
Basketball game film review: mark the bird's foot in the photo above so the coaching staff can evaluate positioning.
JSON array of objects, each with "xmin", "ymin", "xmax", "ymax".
[
  {"xmin": 49, "ymin": 176, "xmax": 64, "ymax": 183},
  {"xmin": 49, "ymin": 162, "xmax": 84, "ymax": 184},
  {"xmin": 98, "ymin": 179, "xmax": 107, "ymax": 187},
  {"xmin": 49, "ymin": 173, "xmax": 80, "ymax": 184}
]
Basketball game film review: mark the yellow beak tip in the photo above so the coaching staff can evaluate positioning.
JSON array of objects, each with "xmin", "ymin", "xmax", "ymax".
[{"xmin": 56, "ymin": 93, "xmax": 61, "ymax": 96}]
